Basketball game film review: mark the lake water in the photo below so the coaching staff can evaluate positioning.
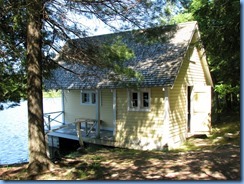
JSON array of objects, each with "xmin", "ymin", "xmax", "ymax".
[{"xmin": 0, "ymin": 98, "xmax": 62, "ymax": 165}]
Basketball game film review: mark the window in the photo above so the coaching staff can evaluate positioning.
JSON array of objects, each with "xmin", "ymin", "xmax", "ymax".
[
  {"xmin": 142, "ymin": 92, "xmax": 149, "ymax": 107},
  {"xmin": 81, "ymin": 91, "xmax": 96, "ymax": 105},
  {"xmin": 128, "ymin": 89, "xmax": 150, "ymax": 111},
  {"xmin": 82, "ymin": 93, "xmax": 90, "ymax": 103},
  {"xmin": 132, "ymin": 92, "xmax": 139, "ymax": 107},
  {"xmin": 91, "ymin": 93, "xmax": 96, "ymax": 104}
]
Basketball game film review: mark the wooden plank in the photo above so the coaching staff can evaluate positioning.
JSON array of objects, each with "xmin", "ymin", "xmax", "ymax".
[
  {"xmin": 86, "ymin": 121, "xmax": 97, "ymax": 136},
  {"xmin": 44, "ymin": 111, "xmax": 63, "ymax": 115},
  {"xmin": 76, "ymin": 121, "xmax": 84, "ymax": 146},
  {"xmin": 74, "ymin": 118, "xmax": 98, "ymax": 137},
  {"xmin": 85, "ymin": 138, "xmax": 115, "ymax": 147},
  {"xmin": 75, "ymin": 118, "xmax": 96, "ymax": 122},
  {"xmin": 48, "ymin": 132, "xmax": 78, "ymax": 140},
  {"xmin": 47, "ymin": 123, "xmax": 115, "ymax": 148},
  {"xmin": 48, "ymin": 131, "xmax": 115, "ymax": 147}
]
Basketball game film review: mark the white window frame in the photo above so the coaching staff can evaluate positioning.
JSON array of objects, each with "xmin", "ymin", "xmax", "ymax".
[
  {"xmin": 127, "ymin": 88, "xmax": 151, "ymax": 111},
  {"xmin": 80, "ymin": 90, "xmax": 96, "ymax": 105}
]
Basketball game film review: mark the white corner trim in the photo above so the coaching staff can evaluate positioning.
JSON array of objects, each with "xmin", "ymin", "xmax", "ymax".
[
  {"xmin": 112, "ymin": 89, "xmax": 117, "ymax": 136},
  {"xmin": 96, "ymin": 89, "xmax": 101, "ymax": 138}
]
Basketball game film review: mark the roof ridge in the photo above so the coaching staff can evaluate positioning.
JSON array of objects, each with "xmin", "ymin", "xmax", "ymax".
[{"xmin": 73, "ymin": 21, "xmax": 198, "ymax": 40}]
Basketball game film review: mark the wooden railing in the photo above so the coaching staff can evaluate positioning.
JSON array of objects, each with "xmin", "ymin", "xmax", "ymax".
[
  {"xmin": 44, "ymin": 111, "xmax": 64, "ymax": 130},
  {"xmin": 45, "ymin": 114, "xmax": 102, "ymax": 147},
  {"xmin": 75, "ymin": 118, "xmax": 99, "ymax": 137},
  {"xmin": 74, "ymin": 118, "xmax": 100, "ymax": 146}
]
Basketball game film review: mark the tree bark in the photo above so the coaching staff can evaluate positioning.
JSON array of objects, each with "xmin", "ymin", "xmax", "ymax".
[{"xmin": 26, "ymin": 0, "xmax": 52, "ymax": 175}]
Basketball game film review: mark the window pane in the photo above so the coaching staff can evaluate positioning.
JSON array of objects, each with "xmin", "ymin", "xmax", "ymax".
[
  {"xmin": 132, "ymin": 92, "xmax": 138, "ymax": 107},
  {"xmin": 142, "ymin": 92, "xmax": 149, "ymax": 107},
  {"xmin": 82, "ymin": 93, "xmax": 89, "ymax": 103},
  {"xmin": 92, "ymin": 93, "xmax": 96, "ymax": 104}
]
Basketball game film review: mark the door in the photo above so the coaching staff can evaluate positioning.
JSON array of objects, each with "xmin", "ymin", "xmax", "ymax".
[{"xmin": 190, "ymin": 85, "xmax": 212, "ymax": 135}]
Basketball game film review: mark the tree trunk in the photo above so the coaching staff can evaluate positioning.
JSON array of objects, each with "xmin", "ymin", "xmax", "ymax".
[
  {"xmin": 26, "ymin": 0, "xmax": 52, "ymax": 175},
  {"xmin": 225, "ymin": 93, "xmax": 232, "ymax": 112}
]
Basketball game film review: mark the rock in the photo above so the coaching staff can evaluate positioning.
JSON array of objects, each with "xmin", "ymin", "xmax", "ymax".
[
  {"xmin": 224, "ymin": 131, "xmax": 240, "ymax": 139},
  {"xmin": 111, "ymin": 173, "xmax": 119, "ymax": 178}
]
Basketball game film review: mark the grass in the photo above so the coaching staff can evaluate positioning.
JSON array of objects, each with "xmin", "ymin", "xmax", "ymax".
[
  {"xmin": 65, "ymin": 151, "xmax": 82, "ymax": 159},
  {"xmin": 208, "ymin": 112, "xmax": 240, "ymax": 146},
  {"xmin": 0, "ymin": 112, "xmax": 240, "ymax": 180}
]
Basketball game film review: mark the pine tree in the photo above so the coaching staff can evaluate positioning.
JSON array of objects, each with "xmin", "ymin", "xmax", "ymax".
[{"xmin": 1, "ymin": 0, "xmax": 186, "ymax": 175}]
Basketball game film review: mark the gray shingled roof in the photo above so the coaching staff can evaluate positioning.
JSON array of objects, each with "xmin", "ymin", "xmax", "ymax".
[{"xmin": 44, "ymin": 21, "xmax": 198, "ymax": 90}]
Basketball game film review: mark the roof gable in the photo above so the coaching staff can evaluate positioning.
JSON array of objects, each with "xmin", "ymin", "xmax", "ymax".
[{"xmin": 45, "ymin": 21, "xmax": 199, "ymax": 90}]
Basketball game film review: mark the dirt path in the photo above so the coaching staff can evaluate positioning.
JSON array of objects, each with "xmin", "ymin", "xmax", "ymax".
[
  {"xmin": 98, "ymin": 144, "xmax": 240, "ymax": 180},
  {"xmin": 44, "ymin": 142, "xmax": 240, "ymax": 180},
  {"xmin": 0, "ymin": 140, "xmax": 240, "ymax": 180}
]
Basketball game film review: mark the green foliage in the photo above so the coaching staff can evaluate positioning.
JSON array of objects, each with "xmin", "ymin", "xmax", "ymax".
[
  {"xmin": 99, "ymin": 37, "xmax": 136, "ymax": 77},
  {"xmin": 169, "ymin": 0, "xmax": 240, "ymax": 113},
  {"xmin": 170, "ymin": 13, "xmax": 194, "ymax": 23},
  {"xmin": 134, "ymin": 25, "xmax": 177, "ymax": 45},
  {"xmin": 193, "ymin": 0, "xmax": 240, "ymax": 112},
  {"xmin": 214, "ymin": 84, "xmax": 239, "ymax": 99},
  {"xmin": 0, "ymin": 73, "xmax": 26, "ymax": 103},
  {"xmin": 101, "ymin": 41, "xmax": 142, "ymax": 80},
  {"xmin": 0, "ymin": 0, "xmax": 27, "ymax": 106},
  {"xmin": 159, "ymin": 0, "xmax": 193, "ymax": 24},
  {"xmin": 209, "ymin": 113, "xmax": 240, "ymax": 145},
  {"xmin": 43, "ymin": 90, "xmax": 61, "ymax": 98},
  {"xmin": 101, "ymin": 38, "xmax": 135, "ymax": 62},
  {"xmin": 64, "ymin": 151, "xmax": 83, "ymax": 159},
  {"xmin": 1, "ymin": 0, "xmax": 180, "ymax": 105}
]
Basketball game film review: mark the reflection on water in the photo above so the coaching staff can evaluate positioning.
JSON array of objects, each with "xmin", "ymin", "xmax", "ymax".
[{"xmin": 0, "ymin": 98, "xmax": 61, "ymax": 165}]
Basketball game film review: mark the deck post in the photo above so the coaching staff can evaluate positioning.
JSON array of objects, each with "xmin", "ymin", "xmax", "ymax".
[
  {"xmin": 96, "ymin": 89, "xmax": 101, "ymax": 138},
  {"xmin": 76, "ymin": 121, "xmax": 84, "ymax": 146},
  {"xmin": 48, "ymin": 115, "xmax": 51, "ymax": 130},
  {"xmin": 61, "ymin": 89, "xmax": 65, "ymax": 125}
]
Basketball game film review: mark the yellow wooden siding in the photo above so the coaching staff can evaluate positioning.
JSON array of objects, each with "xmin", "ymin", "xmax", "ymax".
[
  {"xmin": 168, "ymin": 78, "xmax": 187, "ymax": 148},
  {"xmin": 63, "ymin": 90, "xmax": 96, "ymax": 123},
  {"xmin": 115, "ymin": 87, "xmax": 165, "ymax": 150},
  {"xmin": 100, "ymin": 89, "xmax": 114, "ymax": 130},
  {"xmin": 63, "ymin": 89, "xmax": 114, "ymax": 130},
  {"xmin": 168, "ymin": 37, "xmax": 209, "ymax": 148},
  {"xmin": 187, "ymin": 47, "xmax": 207, "ymax": 84}
]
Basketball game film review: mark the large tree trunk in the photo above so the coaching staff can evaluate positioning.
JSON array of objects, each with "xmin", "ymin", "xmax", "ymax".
[{"xmin": 26, "ymin": 0, "xmax": 52, "ymax": 175}]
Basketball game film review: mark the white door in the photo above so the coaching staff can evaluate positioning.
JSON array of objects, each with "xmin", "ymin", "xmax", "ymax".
[{"xmin": 190, "ymin": 85, "xmax": 212, "ymax": 135}]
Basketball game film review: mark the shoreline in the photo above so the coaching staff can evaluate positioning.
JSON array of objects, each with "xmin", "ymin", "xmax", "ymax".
[{"xmin": 0, "ymin": 162, "xmax": 28, "ymax": 168}]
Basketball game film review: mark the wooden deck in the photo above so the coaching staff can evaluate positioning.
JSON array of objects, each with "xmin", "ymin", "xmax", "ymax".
[{"xmin": 46, "ymin": 122, "xmax": 115, "ymax": 148}]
